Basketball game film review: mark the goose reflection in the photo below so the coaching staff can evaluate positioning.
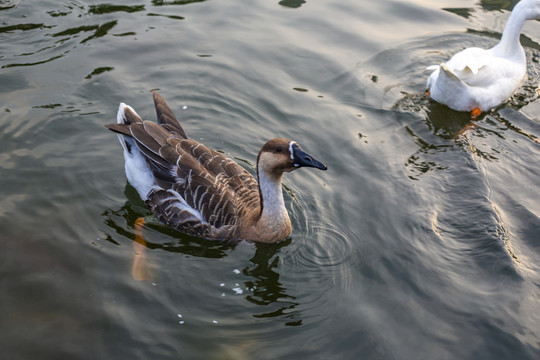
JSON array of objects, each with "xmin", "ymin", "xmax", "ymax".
[
  {"xmin": 242, "ymin": 240, "xmax": 302, "ymax": 326},
  {"xmin": 425, "ymin": 101, "xmax": 479, "ymax": 140},
  {"xmin": 102, "ymin": 183, "xmax": 301, "ymax": 324},
  {"xmin": 394, "ymin": 94, "xmax": 481, "ymax": 180},
  {"xmin": 102, "ymin": 184, "xmax": 237, "ymax": 262}
]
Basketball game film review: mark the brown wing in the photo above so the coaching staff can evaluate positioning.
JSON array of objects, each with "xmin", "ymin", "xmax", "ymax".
[{"xmin": 145, "ymin": 137, "xmax": 261, "ymax": 237}]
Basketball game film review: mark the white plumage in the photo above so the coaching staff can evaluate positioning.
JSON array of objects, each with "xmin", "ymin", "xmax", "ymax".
[{"xmin": 427, "ymin": 0, "xmax": 540, "ymax": 114}]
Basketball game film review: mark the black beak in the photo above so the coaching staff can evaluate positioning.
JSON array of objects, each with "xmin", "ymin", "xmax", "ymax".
[{"xmin": 292, "ymin": 143, "xmax": 327, "ymax": 170}]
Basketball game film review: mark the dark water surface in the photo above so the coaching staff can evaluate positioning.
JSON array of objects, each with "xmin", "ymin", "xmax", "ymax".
[{"xmin": 1, "ymin": 0, "xmax": 540, "ymax": 359}]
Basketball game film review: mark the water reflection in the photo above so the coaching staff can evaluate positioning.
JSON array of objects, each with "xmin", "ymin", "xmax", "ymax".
[
  {"xmin": 53, "ymin": 21, "xmax": 118, "ymax": 44},
  {"xmin": 0, "ymin": 23, "xmax": 49, "ymax": 33},
  {"xmin": 103, "ymin": 183, "xmax": 301, "ymax": 324},
  {"xmin": 0, "ymin": 0, "xmax": 198, "ymax": 70},
  {"xmin": 399, "ymin": 96, "xmax": 502, "ymax": 179},
  {"xmin": 400, "ymin": 93, "xmax": 540, "ymax": 179},
  {"xmin": 0, "ymin": 1, "xmax": 19, "ymax": 11},
  {"xmin": 242, "ymin": 240, "xmax": 302, "ymax": 326},
  {"xmin": 479, "ymin": 0, "xmax": 516, "ymax": 12},
  {"xmin": 493, "ymin": 110, "xmax": 540, "ymax": 145},
  {"xmin": 425, "ymin": 101, "xmax": 478, "ymax": 139},
  {"xmin": 147, "ymin": 13, "xmax": 185, "ymax": 20},
  {"xmin": 85, "ymin": 67, "xmax": 114, "ymax": 80},
  {"xmin": 88, "ymin": 4, "xmax": 145, "ymax": 15},
  {"xmin": 278, "ymin": 0, "xmax": 306, "ymax": 9},
  {"xmin": 442, "ymin": 7, "xmax": 474, "ymax": 19},
  {"xmin": 151, "ymin": 0, "xmax": 207, "ymax": 6},
  {"xmin": 443, "ymin": 0, "xmax": 516, "ymax": 19}
]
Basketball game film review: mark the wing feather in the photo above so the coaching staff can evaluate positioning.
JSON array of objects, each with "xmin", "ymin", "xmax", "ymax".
[
  {"xmin": 143, "ymin": 120, "xmax": 173, "ymax": 147},
  {"xmin": 152, "ymin": 91, "xmax": 188, "ymax": 138},
  {"xmin": 130, "ymin": 123, "xmax": 162, "ymax": 156}
]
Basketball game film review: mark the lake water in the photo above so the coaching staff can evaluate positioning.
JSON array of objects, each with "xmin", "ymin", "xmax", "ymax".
[{"xmin": 1, "ymin": 0, "xmax": 540, "ymax": 359}]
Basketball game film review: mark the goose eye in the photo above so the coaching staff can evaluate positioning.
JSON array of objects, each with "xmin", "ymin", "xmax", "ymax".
[{"xmin": 275, "ymin": 146, "xmax": 282, "ymax": 153}]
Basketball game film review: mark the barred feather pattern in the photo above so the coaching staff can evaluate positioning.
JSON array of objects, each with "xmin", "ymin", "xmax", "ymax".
[{"xmin": 145, "ymin": 138, "xmax": 261, "ymax": 240}]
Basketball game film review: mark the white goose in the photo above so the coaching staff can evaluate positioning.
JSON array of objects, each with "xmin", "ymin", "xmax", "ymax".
[
  {"xmin": 106, "ymin": 92, "xmax": 327, "ymax": 243},
  {"xmin": 426, "ymin": 0, "xmax": 540, "ymax": 116}
]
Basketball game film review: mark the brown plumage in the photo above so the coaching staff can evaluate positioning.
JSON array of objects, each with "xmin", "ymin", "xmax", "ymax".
[{"xmin": 106, "ymin": 91, "xmax": 327, "ymax": 243}]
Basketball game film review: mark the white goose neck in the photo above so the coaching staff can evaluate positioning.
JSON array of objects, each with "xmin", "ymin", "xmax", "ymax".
[{"xmin": 494, "ymin": 1, "xmax": 531, "ymax": 57}]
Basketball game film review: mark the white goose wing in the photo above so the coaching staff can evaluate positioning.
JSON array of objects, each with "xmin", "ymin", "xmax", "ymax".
[{"xmin": 443, "ymin": 47, "xmax": 497, "ymax": 87}]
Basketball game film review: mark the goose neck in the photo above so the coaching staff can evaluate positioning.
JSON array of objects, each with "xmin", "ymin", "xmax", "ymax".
[
  {"xmin": 256, "ymin": 166, "xmax": 288, "ymax": 223},
  {"xmin": 495, "ymin": 2, "xmax": 529, "ymax": 57}
]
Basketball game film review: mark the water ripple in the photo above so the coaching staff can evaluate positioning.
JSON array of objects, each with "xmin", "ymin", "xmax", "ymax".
[{"xmin": 296, "ymin": 223, "xmax": 354, "ymax": 271}]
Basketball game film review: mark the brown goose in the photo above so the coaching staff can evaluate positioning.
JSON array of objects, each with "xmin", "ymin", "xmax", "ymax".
[{"xmin": 106, "ymin": 92, "xmax": 327, "ymax": 243}]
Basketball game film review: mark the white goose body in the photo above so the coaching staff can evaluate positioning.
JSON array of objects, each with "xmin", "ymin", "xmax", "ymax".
[
  {"xmin": 106, "ymin": 92, "xmax": 327, "ymax": 243},
  {"xmin": 427, "ymin": 0, "xmax": 540, "ymax": 113}
]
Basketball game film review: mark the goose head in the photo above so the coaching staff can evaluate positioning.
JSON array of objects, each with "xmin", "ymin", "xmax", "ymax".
[
  {"xmin": 257, "ymin": 138, "xmax": 327, "ymax": 179},
  {"xmin": 251, "ymin": 138, "xmax": 326, "ymax": 240}
]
